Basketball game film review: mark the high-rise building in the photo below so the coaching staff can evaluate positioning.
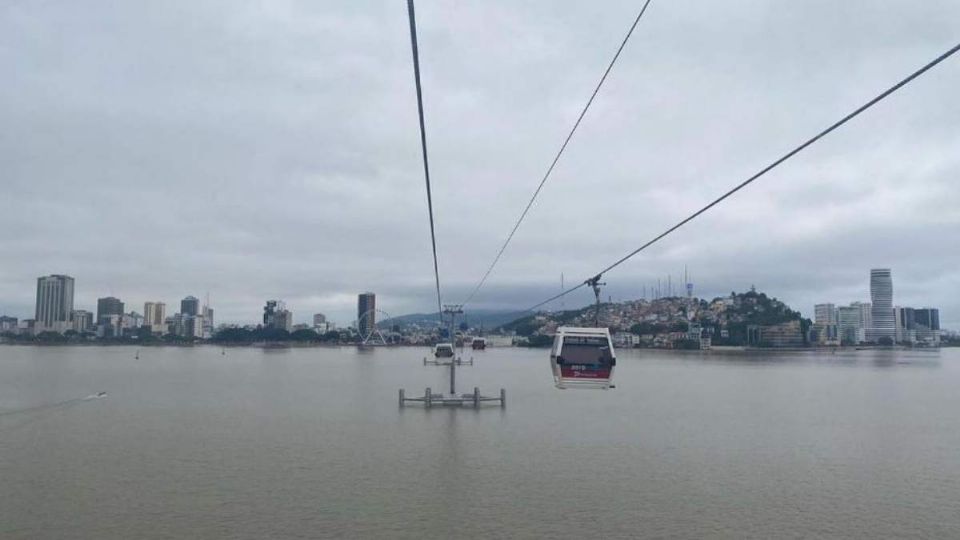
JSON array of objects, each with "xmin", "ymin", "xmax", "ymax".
[
  {"xmin": 814, "ymin": 304, "xmax": 838, "ymax": 326},
  {"xmin": 183, "ymin": 314, "xmax": 205, "ymax": 338},
  {"xmin": 358, "ymin": 292, "xmax": 376, "ymax": 337},
  {"xmin": 837, "ymin": 306, "xmax": 858, "ymax": 344},
  {"xmin": 867, "ymin": 269, "xmax": 895, "ymax": 343},
  {"xmin": 275, "ymin": 310, "xmax": 293, "ymax": 332},
  {"xmin": 853, "ymin": 301, "xmax": 872, "ymax": 332},
  {"xmin": 913, "ymin": 307, "xmax": 941, "ymax": 345},
  {"xmin": 895, "ymin": 306, "xmax": 915, "ymax": 342},
  {"xmin": 914, "ymin": 308, "xmax": 940, "ymax": 331},
  {"xmin": 36, "ymin": 275, "xmax": 75, "ymax": 333},
  {"xmin": 143, "ymin": 302, "xmax": 167, "ymax": 334},
  {"xmin": 96, "ymin": 314, "xmax": 123, "ymax": 338},
  {"xmin": 122, "ymin": 312, "xmax": 144, "ymax": 335},
  {"xmin": 262, "ymin": 300, "xmax": 291, "ymax": 332},
  {"xmin": 313, "ymin": 313, "xmax": 327, "ymax": 326},
  {"xmin": 181, "ymin": 296, "xmax": 200, "ymax": 316},
  {"xmin": 71, "ymin": 310, "xmax": 93, "ymax": 333},
  {"xmin": 166, "ymin": 314, "xmax": 182, "ymax": 336},
  {"xmin": 896, "ymin": 307, "xmax": 915, "ymax": 329},
  {"xmin": 97, "ymin": 297, "xmax": 125, "ymax": 324},
  {"xmin": 838, "ymin": 302, "xmax": 871, "ymax": 345},
  {"xmin": 202, "ymin": 306, "xmax": 214, "ymax": 338},
  {"xmin": 263, "ymin": 300, "xmax": 282, "ymax": 327},
  {"xmin": 813, "ymin": 303, "xmax": 839, "ymax": 345}
]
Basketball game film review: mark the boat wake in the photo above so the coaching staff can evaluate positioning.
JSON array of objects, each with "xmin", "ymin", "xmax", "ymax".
[{"xmin": 0, "ymin": 392, "xmax": 108, "ymax": 420}]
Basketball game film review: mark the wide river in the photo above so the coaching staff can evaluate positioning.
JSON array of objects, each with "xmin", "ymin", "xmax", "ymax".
[{"xmin": 1, "ymin": 345, "xmax": 958, "ymax": 539}]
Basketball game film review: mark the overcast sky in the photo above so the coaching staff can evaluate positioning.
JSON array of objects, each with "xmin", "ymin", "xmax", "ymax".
[{"xmin": 2, "ymin": 1, "xmax": 958, "ymax": 328}]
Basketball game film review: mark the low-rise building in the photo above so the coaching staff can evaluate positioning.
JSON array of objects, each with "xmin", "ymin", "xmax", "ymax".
[
  {"xmin": 751, "ymin": 320, "xmax": 805, "ymax": 348},
  {"xmin": 0, "ymin": 315, "xmax": 19, "ymax": 333},
  {"xmin": 612, "ymin": 332, "xmax": 639, "ymax": 348}
]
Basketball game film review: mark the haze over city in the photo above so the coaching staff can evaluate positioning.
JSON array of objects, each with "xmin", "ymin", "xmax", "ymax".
[{"xmin": 2, "ymin": 0, "xmax": 957, "ymax": 327}]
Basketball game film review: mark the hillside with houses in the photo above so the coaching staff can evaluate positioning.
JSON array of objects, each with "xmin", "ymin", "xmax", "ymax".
[{"xmin": 500, "ymin": 288, "xmax": 812, "ymax": 349}]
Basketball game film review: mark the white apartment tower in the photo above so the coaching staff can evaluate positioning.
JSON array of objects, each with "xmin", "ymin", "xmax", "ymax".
[
  {"xmin": 867, "ymin": 269, "xmax": 896, "ymax": 343},
  {"xmin": 35, "ymin": 274, "xmax": 75, "ymax": 333}
]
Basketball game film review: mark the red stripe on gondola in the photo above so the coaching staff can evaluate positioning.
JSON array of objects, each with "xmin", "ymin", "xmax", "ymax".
[{"xmin": 560, "ymin": 367, "xmax": 611, "ymax": 379}]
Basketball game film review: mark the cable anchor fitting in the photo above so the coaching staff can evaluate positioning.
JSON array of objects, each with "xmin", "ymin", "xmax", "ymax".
[{"xmin": 585, "ymin": 274, "xmax": 606, "ymax": 326}]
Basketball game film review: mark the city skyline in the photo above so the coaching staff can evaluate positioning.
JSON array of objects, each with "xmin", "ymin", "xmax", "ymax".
[
  {"xmin": 813, "ymin": 269, "xmax": 942, "ymax": 346},
  {"xmin": 1, "ymin": 266, "xmax": 949, "ymax": 333}
]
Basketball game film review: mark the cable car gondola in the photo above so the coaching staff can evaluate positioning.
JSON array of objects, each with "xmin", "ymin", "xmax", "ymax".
[
  {"xmin": 434, "ymin": 343, "xmax": 455, "ymax": 358},
  {"xmin": 550, "ymin": 326, "xmax": 616, "ymax": 389}
]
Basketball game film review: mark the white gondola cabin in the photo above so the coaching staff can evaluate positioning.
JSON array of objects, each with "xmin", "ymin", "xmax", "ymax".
[
  {"xmin": 550, "ymin": 327, "xmax": 616, "ymax": 389},
  {"xmin": 434, "ymin": 343, "xmax": 455, "ymax": 358}
]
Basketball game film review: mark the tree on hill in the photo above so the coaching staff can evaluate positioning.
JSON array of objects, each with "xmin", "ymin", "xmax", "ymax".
[{"xmin": 712, "ymin": 290, "xmax": 811, "ymax": 346}]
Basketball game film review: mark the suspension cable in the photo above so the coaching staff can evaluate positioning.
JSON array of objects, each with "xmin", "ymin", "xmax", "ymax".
[
  {"xmin": 406, "ymin": 0, "xmax": 443, "ymax": 318},
  {"xmin": 460, "ymin": 0, "xmax": 655, "ymax": 308},
  {"xmin": 525, "ymin": 41, "xmax": 960, "ymax": 313}
]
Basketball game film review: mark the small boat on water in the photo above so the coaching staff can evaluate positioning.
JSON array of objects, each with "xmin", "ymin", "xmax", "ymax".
[
  {"xmin": 471, "ymin": 337, "xmax": 487, "ymax": 350},
  {"xmin": 434, "ymin": 343, "xmax": 455, "ymax": 358}
]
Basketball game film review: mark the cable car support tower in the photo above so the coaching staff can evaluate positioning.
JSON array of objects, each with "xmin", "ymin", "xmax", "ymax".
[
  {"xmin": 397, "ymin": 0, "xmax": 503, "ymax": 408},
  {"xmin": 403, "ymin": 304, "xmax": 504, "ymax": 408}
]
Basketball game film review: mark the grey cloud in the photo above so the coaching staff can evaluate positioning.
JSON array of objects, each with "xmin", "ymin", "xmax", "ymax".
[{"xmin": 2, "ymin": 1, "xmax": 958, "ymax": 327}]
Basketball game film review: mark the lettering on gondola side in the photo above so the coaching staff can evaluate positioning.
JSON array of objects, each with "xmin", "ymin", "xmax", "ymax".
[{"xmin": 560, "ymin": 365, "xmax": 610, "ymax": 379}]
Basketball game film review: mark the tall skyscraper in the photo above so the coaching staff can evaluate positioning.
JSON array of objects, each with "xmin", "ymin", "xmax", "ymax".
[
  {"xmin": 313, "ymin": 313, "xmax": 327, "ymax": 326},
  {"xmin": 97, "ymin": 297, "xmax": 124, "ymax": 323},
  {"xmin": 867, "ymin": 269, "xmax": 896, "ymax": 343},
  {"xmin": 357, "ymin": 292, "xmax": 376, "ymax": 337},
  {"xmin": 144, "ymin": 302, "xmax": 167, "ymax": 333},
  {"xmin": 35, "ymin": 274, "xmax": 75, "ymax": 332},
  {"xmin": 181, "ymin": 296, "xmax": 200, "ymax": 316}
]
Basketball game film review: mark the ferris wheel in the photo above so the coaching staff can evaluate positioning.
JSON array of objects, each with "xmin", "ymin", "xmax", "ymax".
[{"xmin": 357, "ymin": 308, "xmax": 391, "ymax": 345}]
